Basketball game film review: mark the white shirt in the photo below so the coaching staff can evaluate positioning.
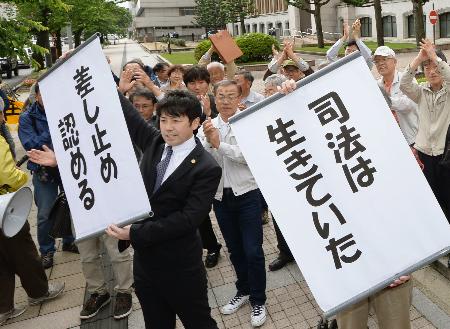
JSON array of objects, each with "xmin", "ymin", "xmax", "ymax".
[
  {"xmin": 197, "ymin": 112, "xmax": 259, "ymax": 200},
  {"xmin": 160, "ymin": 135, "xmax": 196, "ymax": 184},
  {"xmin": 241, "ymin": 90, "xmax": 265, "ymax": 108}
]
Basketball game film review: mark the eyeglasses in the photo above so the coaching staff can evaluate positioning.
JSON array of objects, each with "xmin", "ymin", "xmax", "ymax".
[{"xmin": 216, "ymin": 94, "xmax": 239, "ymax": 102}]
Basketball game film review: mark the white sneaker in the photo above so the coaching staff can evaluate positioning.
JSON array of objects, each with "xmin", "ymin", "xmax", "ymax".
[
  {"xmin": 220, "ymin": 293, "xmax": 249, "ymax": 315},
  {"xmin": 250, "ymin": 304, "xmax": 266, "ymax": 327}
]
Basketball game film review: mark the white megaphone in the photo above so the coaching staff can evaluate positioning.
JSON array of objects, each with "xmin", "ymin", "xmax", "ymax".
[{"xmin": 0, "ymin": 187, "xmax": 33, "ymax": 237}]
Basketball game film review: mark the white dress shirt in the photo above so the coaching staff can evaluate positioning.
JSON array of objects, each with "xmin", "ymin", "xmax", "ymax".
[{"xmin": 160, "ymin": 135, "xmax": 196, "ymax": 184}]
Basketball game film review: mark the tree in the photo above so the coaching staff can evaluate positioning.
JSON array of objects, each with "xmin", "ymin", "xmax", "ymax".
[
  {"xmin": 194, "ymin": 0, "xmax": 228, "ymax": 32},
  {"xmin": 287, "ymin": 0, "xmax": 331, "ymax": 48},
  {"xmin": 411, "ymin": 0, "xmax": 428, "ymax": 46},
  {"xmin": 342, "ymin": 0, "xmax": 383, "ymax": 46},
  {"xmin": 0, "ymin": 1, "xmax": 51, "ymax": 69},
  {"xmin": 15, "ymin": 0, "xmax": 70, "ymax": 67},
  {"xmin": 225, "ymin": 0, "xmax": 255, "ymax": 35}
]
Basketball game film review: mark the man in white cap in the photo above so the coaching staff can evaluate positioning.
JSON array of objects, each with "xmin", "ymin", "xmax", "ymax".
[{"xmin": 374, "ymin": 45, "xmax": 418, "ymax": 147}]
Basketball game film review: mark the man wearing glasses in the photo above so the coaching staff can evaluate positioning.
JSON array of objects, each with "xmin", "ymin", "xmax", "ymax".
[{"xmin": 198, "ymin": 80, "xmax": 267, "ymax": 327}]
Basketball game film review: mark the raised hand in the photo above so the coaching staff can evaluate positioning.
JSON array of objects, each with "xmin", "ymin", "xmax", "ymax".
[
  {"xmin": 352, "ymin": 19, "xmax": 361, "ymax": 39},
  {"xmin": 420, "ymin": 38, "xmax": 437, "ymax": 62}
]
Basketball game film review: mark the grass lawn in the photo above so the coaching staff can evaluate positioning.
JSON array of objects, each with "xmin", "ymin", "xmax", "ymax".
[
  {"xmin": 296, "ymin": 41, "xmax": 417, "ymax": 55},
  {"xmin": 161, "ymin": 51, "xmax": 269, "ymax": 66},
  {"xmin": 161, "ymin": 51, "xmax": 197, "ymax": 65}
]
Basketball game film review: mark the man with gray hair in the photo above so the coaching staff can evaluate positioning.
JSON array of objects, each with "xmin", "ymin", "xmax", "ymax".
[
  {"xmin": 263, "ymin": 74, "xmax": 287, "ymax": 97},
  {"xmin": 199, "ymin": 45, "xmax": 237, "ymax": 85},
  {"xmin": 234, "ymin": 71, "xmax": 265, "ymax": 110}
]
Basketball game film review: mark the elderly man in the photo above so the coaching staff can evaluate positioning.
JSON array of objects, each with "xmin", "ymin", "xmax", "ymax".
[
  {"xmin": 199, "ymin": 44, "xmax": 237, "ymax": 84},
  {"xmin": 267, "ymin": 40, "xmax": 313, "ymax": 79},
  {"xmin": 234, "ymin": 71, "xmax": 265, "ymax": 110},
  {"xmin": 374, "ymin": 46, "xmax": 418, "ymax": 146},
  {"xmin": 198, "ymin": 80, "xmax": 267, "ymax": 327},
  {"xmin": 327, "ymin": 20, "xmax": 373, "ymax": 69}
]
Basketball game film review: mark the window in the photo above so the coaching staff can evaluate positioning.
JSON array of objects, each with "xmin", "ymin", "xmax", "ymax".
[
  {"xmin": 360, "ymin": 17, "xmax": 372, "ymax": 37},
  {"xmin": 440, "ymin": 12, "xmax": 450, "ymax": 38},
  {"xmin": 253, "ymin": 24, "xmax": 258, "ymax": 33},
  {"xmin": 179, "ymin": 7, "xmax": 195, "ymax": 16},
  {"xmin": 382, "ymin": 15, "xmax": 397, "ymax": 37},
  {"xmin": 260, "ymin": 23, "xmax": 265, "ymax": 33},
  {"xmin": 407, "ymin": 14, "xmax": 426, "ymax": 38}
]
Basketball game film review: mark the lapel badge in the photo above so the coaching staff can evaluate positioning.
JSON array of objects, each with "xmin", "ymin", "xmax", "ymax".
[{"xmin": 191, "ymin": 159, "xmax": 196, "ymax": 164}]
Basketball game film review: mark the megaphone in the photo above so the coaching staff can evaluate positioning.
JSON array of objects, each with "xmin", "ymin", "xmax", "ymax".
[{"xmin": 0, "ymin": 187, "xmax": 33, "ymax": 237}]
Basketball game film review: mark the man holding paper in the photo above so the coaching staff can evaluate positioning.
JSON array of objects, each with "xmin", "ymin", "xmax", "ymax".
[{"xmin": 105, "ymin": 90, "xmax": 222, "ymax": 329}]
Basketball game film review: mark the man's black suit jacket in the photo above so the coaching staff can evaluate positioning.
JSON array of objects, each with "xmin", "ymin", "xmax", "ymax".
[{"xmin": 119, "ymin": 92, "xmax": 222, "ymax": 279}]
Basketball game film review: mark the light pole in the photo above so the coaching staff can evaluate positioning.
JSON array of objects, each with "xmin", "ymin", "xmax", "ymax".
[{"xmin": 153, "ymin": 26, "xmax": 157, "ymax": 51}]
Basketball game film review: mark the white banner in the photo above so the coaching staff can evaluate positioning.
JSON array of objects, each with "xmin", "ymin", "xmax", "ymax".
[
  {"xmin": 39, "ymin": 36, "xmax": 151, "ymax": 241},
  {"xmin": 229, "ymin": 54, "xmax": 450, "ymax": 314}
]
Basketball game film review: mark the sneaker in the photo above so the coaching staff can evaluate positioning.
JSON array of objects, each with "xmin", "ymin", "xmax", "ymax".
[
  {"xmin": 29, "ymin": 282, "xmax": 65, "ymax": 305},
  {"xmin": 62, "ymin": 243, "xmax": 79, "ymax": 254},
  {"xmin": 220, "ymin": 293, "xmax": 249, "ymax": 315},
  {"xmin": 250, "ymin": 304, "xmax": 266, "ymax": 327},
  {"xmin": 79, "ymin": 292, "xmax": 111, "ymax": 319},
  {"xmin": 41, "ymin": 252, "xmax": 54, "ymax": 269},
  {"xmin": 262, "ymin": 210, "xmax": 270, "ymax": 225},
  {"xmin": 0, "ymin": 306, "xmax": 27, "ymax": 325},
  {"xmin": 113, "ymin": 292, "xmax": 132, "ymax": 320},
  {"xmin": 205, "ymin": 244, "xmax": 222, "ymax": 268}
]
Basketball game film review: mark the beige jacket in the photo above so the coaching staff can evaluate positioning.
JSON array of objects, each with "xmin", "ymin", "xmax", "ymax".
[{"xmin": 400, "ymin": 59, "xmax": 450, "ymax": 156}]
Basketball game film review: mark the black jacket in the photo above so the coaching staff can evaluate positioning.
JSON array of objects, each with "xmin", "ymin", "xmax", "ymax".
[{"xmin": 118, "ymin": 92, "xmax": 222, "ymax": 277}]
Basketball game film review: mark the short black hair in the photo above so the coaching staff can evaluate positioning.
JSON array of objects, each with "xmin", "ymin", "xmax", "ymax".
[
  {"xmin": 156, "ymin": 90, "xmax": 202, "ymax": 123},
  {"xmin": 183, "ymin": 65, "xmax": 211, "ymax": 85},
  {"xmin": 235, "ymin": 70, "xmax": 254, "ymax": 84},
  {"xmin": 213, "ymin": 80, "xmax": 242, "ymax": 96},
  {"xmin": 129, "ymin": 88, "xmax": 158, "ymax": 105},
  {"xmin": 153, "ymin": 62, "xmax": 169, "ymax": 73},
  {"xmin": 346, "ymin": 39, "xmax": 360, "ymax": 51}
]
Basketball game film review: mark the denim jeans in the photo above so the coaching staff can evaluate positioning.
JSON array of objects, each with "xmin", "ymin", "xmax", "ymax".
[
  {"xmin": 213, "ymin": 188, "xmax": 266, "ymax": 306},
  {"xmin": 33, "ymin": 174, "xmax": 74, "ymax": 255}
]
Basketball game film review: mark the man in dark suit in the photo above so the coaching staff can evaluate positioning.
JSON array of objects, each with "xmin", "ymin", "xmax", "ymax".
[{"xmin": 106, "ymin": 90, "xmax": 221, "ymax": 329}]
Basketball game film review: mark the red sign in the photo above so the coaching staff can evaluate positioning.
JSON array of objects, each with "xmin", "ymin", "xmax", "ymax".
[{"xmin": 429, "ymin": 10, "xmax": 438, "ymax": 25}]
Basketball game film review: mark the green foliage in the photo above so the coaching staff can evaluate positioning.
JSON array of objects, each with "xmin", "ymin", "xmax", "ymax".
[
  {"xmin": 235, "ymin": 33, "xmax": 278, "ymax": 63},
  {"xmin": 159, "ymin": 37, "xmax": 186, "ymax": 47},
  {"xmin": 161, "ymin": 52, "xmax": 197, "ymax": 65},
  {"xmin": 194, "ymin": 0, "xmax": 228, "ymax": 30},
  {"xmin": 194, "ymin": 40, "xmax": 212, "ymax": 61},
  {"xmin": 194, "ymin": 33, "xmax": 279, "ymax": 64}
]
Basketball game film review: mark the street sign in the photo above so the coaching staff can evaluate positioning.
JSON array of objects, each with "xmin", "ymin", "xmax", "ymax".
[{"xmin": 430, "ymin": 10, "xmax": 438, "ymax": 25}]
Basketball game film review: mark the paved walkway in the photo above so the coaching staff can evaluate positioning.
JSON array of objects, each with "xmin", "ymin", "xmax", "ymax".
[{"xmin": 2, "ymin": 40, "xmax": 450, "ymax": 329}]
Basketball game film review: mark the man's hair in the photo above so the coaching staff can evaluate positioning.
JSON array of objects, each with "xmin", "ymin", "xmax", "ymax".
[
  {"xmin": 235, "ymin": 70, "xmax": 254, "ymax": 85},
  {"xmin": 213, "ymin": 80, "xmax": 242, "ymax": 96},
  {"xmin": 167, "ymin": 64, "xmax": 186, "ymax": 77},
  {"xmin": 206, "ymin": 61, "xmax": 225, "ymax": 71},
  {"xmin": 346, "ymin": 39, "xmax": 360, "ymax": 51},
  {"xmin": 183, "ymin": 65, "xmax": 210, "ymax": 85},
  {"xmin": 129, "ymin": 88, "xmax": 158, "ymax": 105},
  {"xmin": 122, "ymin": 58, "xmax": 145, "ymax": 71},
  {"xmin": 264, "ymin": 74, "xmax": 287, "ymax": 88},
  {"xmin": 153, "ymin": 62, "xmax": 169, "ymax": 73},
  {"xmin": 156, "ymin": 90, "xmax": 201, "ymax": 123}
]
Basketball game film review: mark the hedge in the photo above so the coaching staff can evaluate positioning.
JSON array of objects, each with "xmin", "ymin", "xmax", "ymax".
[{"xmin": 194, "ymin": 33, "xmax": 279, "ymax": 64}]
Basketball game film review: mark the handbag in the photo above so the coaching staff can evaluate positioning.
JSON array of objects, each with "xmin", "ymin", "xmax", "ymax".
[{"xmin": 48, "ymin": 191, "xmax": 74, "ymax": 239}]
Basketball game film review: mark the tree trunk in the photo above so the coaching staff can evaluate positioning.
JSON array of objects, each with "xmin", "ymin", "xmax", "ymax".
[
  {"xmin": 314, "ymin": 5, "xmax": 324, "ymax": 48},
  {"xmin": 36, "ymin": 30, "xmax": 51, "ymax": 68},
  {"xmin": 374, "ymin": 0, "xmax": 384, "ymax": 46},
  {"xmin": 55, "ymin": 30, "xmax": 62, "ymax": 60},
  {"xmin": 74, "ymin": 30, "xmax": 83, "ymax": 48},
  {"xmin": 413, "ymin": 0, "xmax": 425, "ymax": 46},
  {"xmin": 240, "ymin": 12, "xmax": 246, "ymax": 35}
]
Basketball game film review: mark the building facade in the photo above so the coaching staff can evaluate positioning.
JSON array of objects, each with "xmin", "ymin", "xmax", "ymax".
[
  {"xmin": 133, "ymin": 0, "xmax": 203, "ymax": 39},
  {"xmin": 228, "ymin": 0, "xmax": 450, "ymax": 43}
]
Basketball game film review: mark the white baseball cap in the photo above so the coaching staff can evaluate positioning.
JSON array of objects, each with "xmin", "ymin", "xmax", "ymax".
[{"xmin": 373, "ymin": 46, "xmax": 396, "ymax": 58}]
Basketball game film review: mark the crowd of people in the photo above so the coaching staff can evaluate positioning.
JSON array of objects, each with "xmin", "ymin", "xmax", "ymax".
[{"xmin": 1, "ymin": 18, "xmax": 450, "ymax": 329}]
